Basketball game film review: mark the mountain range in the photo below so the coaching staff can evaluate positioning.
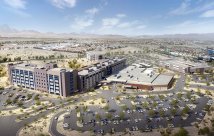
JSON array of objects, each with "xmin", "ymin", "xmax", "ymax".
[{"xmin": 0, "ymin": 24, "xmax": 214, "ymax": 41}]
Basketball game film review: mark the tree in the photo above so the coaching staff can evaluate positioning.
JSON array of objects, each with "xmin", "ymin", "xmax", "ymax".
[
  {"xmin": 17, "ymin": 101, "xmax": 23, "ymax": 107},
  {"xmin": 115, "ymin": 96, "xmax": 120, "ymax": 100},
  {"xmin": 159, "ymin": 95, "xmax": 165, "ymax": 100},
  {"xmin": 182, "ymin": 106, "xmax": 190, "ymax": 115},
  {"xmin": 186, "ymin": 92, "xmax": 191, "ymax": 99},
  {"xmin": 206, "ymin": 82, "xmax": 210, "ymax": 86},
  {"xmin": 148, "ymin": 109, "xmax": 155, "ymax": 117},
  {"xmin": 68, "ymin": 59, "xmax": 81, "ymax": 70},
  {"xmin": 96, "ymin": 114, "xmax": 101, "ymax": 120},
  {"xmin": 14, "ymin": 57, "xmax": 21, "ymax": 61},
  {"xmin": 16, "ymin": 116, "xmax": 21, "ymax": 120},
  {"xmin": 198, "ymin": 127, "xmax": 210, "ymax": 135},
  {"xmin": 159, "ymin": 109, "xmax": 165, "ymax": 117},
  {"xmin": 0, "ymin": 86, "xmax": 4, "ymax": 90},
  {"xmin": 83, "ymin": 106, "xmax": 88, "ymax": 112},
  {"xmin": 34, "ymin": 94, "xmax": 40, "ymax": 100},
  {"xmin": 105, "ymin": 113, "xmax": 112, "ymax": 119},
  {"xmin": 174, "ymin": 127, "xmax": 188, "ymax": 136},
  {"xmin": 35, "ymin": 100, "xmax": 41, "ymax": 106},
  {"xmin": 177, "ymin": 93, "xmax": 182, "ymax": 100},
  {"xmin": 104, "ymin": 105, "xmax": 109, "ymax": 111},
  {"xmin": 119, "ymin": 111, "xmax": 125, "ymax": 120},
  {"xmin": 158, "ymin": 67, "xmax": 164, "ymax": 74},
  {"xmin": 121, "ymin": 105, "xmax": 127, "ymax": 111},
  {"xmin": 205, "ymin": 90, "xmax": 212, "ymax": 96},
  {"xmin": 142, "ymin": 102, "xmax": 149, "ymax": 108},
  {"xmin": 27, "ymin": 94, "xmax": 33, "ymax": 100},
  {"xmin": 2, "ymin": 57, "xmax": 7, "ymax": 62},
  {"xmin": 170, "ymin": 99, "xmax": 179, "ymax": 107},
  {"xmin": 6, "ymin": 98, "xmax": 12, "ymax": 105},
  {"xmin": 170, "ymin": 108, "xmax": 177, "ymax": 116},
  {"xmin": 153, "ymin": 101, "xmax": 158, "ymax": 107}
]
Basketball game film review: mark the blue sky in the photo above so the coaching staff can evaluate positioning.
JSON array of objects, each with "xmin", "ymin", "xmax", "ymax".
[{"xmin": 1, "ymin": 0, "xmax": 214, "ymax": 35}]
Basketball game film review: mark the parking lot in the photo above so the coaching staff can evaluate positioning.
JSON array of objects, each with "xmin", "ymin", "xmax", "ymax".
[
  {"xmin": 59, "ymin": 84, "xmax": 211, "ymax": 135},
  {"xmin": 0, "ymin": 87, "xmax": 37, "ymax": 110}
]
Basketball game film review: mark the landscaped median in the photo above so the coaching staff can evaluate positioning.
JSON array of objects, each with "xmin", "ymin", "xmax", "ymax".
[{"xmin": 18, "ymin": 112, "xmax": 55, "ymax": 136}]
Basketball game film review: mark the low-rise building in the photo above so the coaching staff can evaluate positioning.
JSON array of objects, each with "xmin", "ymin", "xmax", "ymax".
[
  {"xmin": 106, "ymin": 63, "xmax": 174, "ymax": 91},
  {"xmin": 86, "ymin": 51, "xmax": 105, "ymax": 61},
  {"xmin": 185, "ymin": 66, "xmax": 213, "ymax": 74}
]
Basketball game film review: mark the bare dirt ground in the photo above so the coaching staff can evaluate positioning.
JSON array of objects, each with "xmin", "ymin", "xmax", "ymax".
[{"xmin": 0, "ymin": 48, "xmax": 77, "ymax": 60}]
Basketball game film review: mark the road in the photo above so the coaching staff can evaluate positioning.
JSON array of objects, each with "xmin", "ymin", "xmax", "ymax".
[
  {"xmin": 49, "ymin": 111, "xmax": 66, "ymax": 136},
  {"xmin": 49, "ymin": 72, "xmax": 211, "ymax": 135},
  {"xmin": 0, "ymin": 71, "xmax": 211, "ymax": 136}
]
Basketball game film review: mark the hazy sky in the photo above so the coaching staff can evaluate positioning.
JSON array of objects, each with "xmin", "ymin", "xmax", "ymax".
[{"xmin": 1, "ymin": 0, "xmax": 214, "ymax": 35}]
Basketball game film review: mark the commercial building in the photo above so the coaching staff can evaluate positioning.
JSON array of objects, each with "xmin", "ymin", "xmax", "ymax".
[
  {"xmin": 106, "ymin": 63, "xmax": 174, "ymax": 91},
  {"xmin": 185, "ymin": 66, "xmax": 213, "ymax": 74},
  {"xmin": 207, "ymin": 48, "xmax": 214, "ymax": 57},
  {"xmin": 86, "ymin": 51, "xmax": 105, "ymax": 61},
  {"xmin": 78, "ymin": 58, "xmax": 126, "ymax": 91},
  {"xmin": 7, "ymin": 58, "xmax": 126, "ymax": 96},
  {"xmin": 8, "ymin": 63, "xmax": 77, "ymax": 97}
]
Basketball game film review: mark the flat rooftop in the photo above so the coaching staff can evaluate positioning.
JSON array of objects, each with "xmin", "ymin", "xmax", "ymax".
[
  {"xmin": 78, "ymin": 58, "xmax": 125, "ymax": 76},
  {"xmin": 107, "ymin": 64, "xmax": 174, "ymax": 86},
  {"xmin": 47, "ymin": 68, "xmax": 72, "ymax": 74},
  {"xmin": 13, "ymin": 63, "xmax": 37, "ymax": 71},
  {"xmin": 152, "ymin": 74, "xmax": 173, "ymax": 85},
  {"xmin": 87, "ymin": 50, "xmax": 105, "ymax": 55}
]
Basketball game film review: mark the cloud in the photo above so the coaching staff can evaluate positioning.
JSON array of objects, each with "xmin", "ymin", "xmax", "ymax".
[
  {"xmin": 99, "ymin": 15, "xmax": 146, "ymax": 35},
  {"xmin": 117, "ymin": 21, "xmax": 146, "ymax": 29},
  {"xmin": 169, "ymin": 0, "xmax": 214, "ymax": 16},
  {"xmin": 85, "ymin": 7, "xmax": 99, "ymax": 15},
  {"xmin": 69, "ymin": 13, "xmax": 146, "ymax": 35},
  {"xmin": 102, "ymin": 18, "xmax": 120, "ymax": 28},
  {"xmin": 3, "ymin": 0, "xmax": 30, "ymax": 17},
  {"xmin": 169, "ymin": 0, "xmax": 190, "ymax": 15},
  {"xmin": 136, "ymin": 25, "xmax": 146, "ymax": 29},
  {"xmin": 4, "ymin": 0, "xmax": 26, "ymax": 9},
  {"xmin": 70, "ymin": 16, "xmax": 94, "ymax": 30},
  {"xmin": 50, "ymin": 0, "xmax": 76, "ymax": 9},
  {"xmin": 116, "ymin": 14, "xmax": 126, "ymax": 18},
  {"xmin": 117, "ymin": 22, "xmax": 131, "ymax": 28},
  {"xmin": 201, "ymin": 10, "xmax": 214, "ymax": 17}
]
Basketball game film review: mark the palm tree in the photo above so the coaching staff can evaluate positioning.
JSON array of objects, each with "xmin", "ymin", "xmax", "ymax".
[
  {"xmin": 170, "ymin": 108, "xmax": 177, "ymax": 116},
  {"xmin": 119, "ymin": 111, "xmax": 125, "ymax": 120},
  {"xmin": 159, "ymin": 109, "xmax": 165, "ymax": 117},
  {"xmin": 96, "ymin": 114, "xmax": 101, "ymax": 120},
  {"xmin": 158, "ymin": 67, "xmax": 164, "ymax": 74},
  {"xmin": 105, "ymin": 113, "xmax": 112, "ymax": 119}
]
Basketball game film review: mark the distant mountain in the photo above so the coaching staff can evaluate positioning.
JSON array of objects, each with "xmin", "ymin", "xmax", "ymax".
[
  {"xmin": 0, "ymin": 25, "xmax": 127, "ymax": 39},
  {"xmin": 0, "ymin": 24, "xmax": 214, "ymax": 40},
  {"xmin": 137, "ymin": 33, "xmax": 214, "ymax": 41},
  {"xmin": 0, "ymin": 24, "xmax": 18, "ymax": 33}
]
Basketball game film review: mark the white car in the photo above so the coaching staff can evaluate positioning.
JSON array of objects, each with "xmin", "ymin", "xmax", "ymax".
[
  {"xmin": 63, "ymin": 123, "xmax": 69, "ymax": 128},
  {"xmin": 168, "ymin": 124, "xmax": 174, "ymax": 128}
]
